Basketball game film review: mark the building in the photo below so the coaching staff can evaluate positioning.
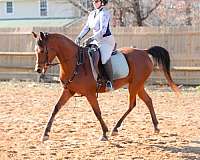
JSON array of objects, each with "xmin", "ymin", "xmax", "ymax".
[{"xmin": 0, "ymin": 0, "xmax": 86, "ymax": 27}]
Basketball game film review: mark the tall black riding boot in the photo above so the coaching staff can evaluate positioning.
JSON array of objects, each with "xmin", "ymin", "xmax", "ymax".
[{"xmin": 103, "ymin": 59, "xmax": 114, "ymax": 91}]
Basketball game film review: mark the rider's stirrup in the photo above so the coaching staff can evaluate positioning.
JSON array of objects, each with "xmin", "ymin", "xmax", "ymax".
[{"xmin": 106, "ymin": 81, "xmax": 114, "ymax": 91}]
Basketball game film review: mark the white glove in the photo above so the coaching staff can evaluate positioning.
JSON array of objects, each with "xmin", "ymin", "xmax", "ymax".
[
  {"xmin": 75, "ymin": 37, "xmax": 81, "ymax": 45},
  {"xmin": 85, "ymin": 37, "xmax": 94, "ymax": 46}
]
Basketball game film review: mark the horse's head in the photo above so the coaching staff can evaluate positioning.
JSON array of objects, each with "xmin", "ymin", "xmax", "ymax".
[{"xmin": 32, "ymin": 32, "xmax": 57, "ymax": 74}]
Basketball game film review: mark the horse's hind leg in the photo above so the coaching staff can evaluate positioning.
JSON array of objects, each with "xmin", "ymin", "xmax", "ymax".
[
  {"xmin": 41, "ymin": 88, "xmax": 75, "ymax": 142},
  {"xmin": 138, "ymin": 86, "xmax": 160, "ymax": 133},
  {"xmin": 86, "ymin": 94, "xmax": 109, "ymax": 141},
  {"xmin": 111, "ymin": 83, "xmax": 138, "ymax": 136}
]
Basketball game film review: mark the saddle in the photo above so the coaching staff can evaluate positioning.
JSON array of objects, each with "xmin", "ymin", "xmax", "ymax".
[
  {"xmin": 78, "ymin": 44, "xmax": 129, "ymax": 92},
  {"xmin": 86, "ymin": 44, "xmax": 129, "ymax": 84}
]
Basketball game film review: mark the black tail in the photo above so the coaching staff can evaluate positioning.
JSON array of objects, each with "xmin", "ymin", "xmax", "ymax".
[{"xmin": 147, "ymin": 46, "xmax": 180, "ymax": 93}]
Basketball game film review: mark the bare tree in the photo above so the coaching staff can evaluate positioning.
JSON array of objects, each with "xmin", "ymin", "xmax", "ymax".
[
  {"xmin": 111, "ymin": 0, "xmax": 162, "ymax": 26},
  {"xmin": 67, "ymin": 0, "xmax": 162, "ymax": 26},
  {"xmin": 185, "ymin": 1, "xmax": 192, "ymax": 25},
  {"xmin": 67, "ymin": 0, "xmax": 91, "ymax": 15},
  {"xmin": 152, "ymin": 0, "xmax": 198, "ymax": 26}
]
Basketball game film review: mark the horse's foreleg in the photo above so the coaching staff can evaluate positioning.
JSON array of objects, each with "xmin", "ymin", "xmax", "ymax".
[
  {"xmin": 138, "ymin": 87, "xmax": 160, "ymax": 133},
  {"xmin": 42, "ymin": 88, "xmax": 75, "ymax": 141},
  {"xmin": 86, "ymin": 94, "xmax": 109, "ymax": 141},
  {"xmin": 111, "ymin": 84, "xmax": 137, "ymax": 136}
]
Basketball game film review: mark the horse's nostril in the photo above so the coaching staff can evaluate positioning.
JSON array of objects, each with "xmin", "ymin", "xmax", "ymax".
[{"xmin": 35, "ymin": 68, "xmax": 42, "ymax": 73}]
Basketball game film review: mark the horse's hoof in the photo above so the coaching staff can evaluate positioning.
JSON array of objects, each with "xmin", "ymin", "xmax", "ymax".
[
  {"xmin": 111, "ymin": 130, "xmax": 118, "ymax": 136},
  {"xmin": 154, "ymin": 128, "xmax": 160, "ymax": 134},
  {"xmin": 41, "ymin": 135, "xmax": 49, "ymax": 142},
  {"xmin": 99, "ymin": 136, "xmax": 108, "ymax": 141}
]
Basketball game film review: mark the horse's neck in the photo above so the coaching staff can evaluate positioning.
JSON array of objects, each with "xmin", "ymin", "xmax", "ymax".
[
  {"xmin": 51, "ymin": 35, "xmax": 78, "ymax": 77},
  {"xmin": 52, "ymin": 35, "xmax": 77, "ymax": 63}
]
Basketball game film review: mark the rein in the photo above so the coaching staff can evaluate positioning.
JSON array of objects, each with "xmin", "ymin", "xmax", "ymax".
[
  {"xmin": 40, "ymin": 32, "xmax": 84, "ymax": 89},
  {"xmin": 60, "ymin": 46, "xmax": 84, "ymax": 89},
  {"xmin": 43, "ymin": 34, "xmax": 60, "ymax": 67}
]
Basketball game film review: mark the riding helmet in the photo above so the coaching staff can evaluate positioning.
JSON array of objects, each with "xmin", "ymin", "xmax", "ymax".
[{"xmin": 100, "ymin": 0, "xmax": 108, "ymax": 5}]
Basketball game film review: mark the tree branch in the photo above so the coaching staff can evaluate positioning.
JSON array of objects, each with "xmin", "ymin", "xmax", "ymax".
[
  {"xmin": 68, "ymin": 0, "xmax": 89, "ymax": 15},
  {"xmin": 142, "ymin": 0, "xmax": 162, "ymax": 20}
]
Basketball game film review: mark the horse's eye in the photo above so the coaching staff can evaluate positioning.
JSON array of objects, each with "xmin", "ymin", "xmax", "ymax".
[{"xmin": 36, "ymin": 46, "xmax": 45, "ymax": 54}]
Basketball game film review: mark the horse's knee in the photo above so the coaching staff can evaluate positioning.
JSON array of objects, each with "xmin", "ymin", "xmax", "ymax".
[
  {"xmin": 139, "ymin": 91, "xmax": 153, "ymax": 107},
  {"xmin": 129, "ymin": 96, "xmax": 136, "ymax": 109}
]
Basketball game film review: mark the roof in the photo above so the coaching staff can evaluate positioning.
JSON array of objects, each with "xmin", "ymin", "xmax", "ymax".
[
  {"xmin": 0, "ymin": 0, "xmax": 37, "ymax": 1},
  {"xmin": 0, "ymin": 18, "xmax": 78, "ymax": 28}
]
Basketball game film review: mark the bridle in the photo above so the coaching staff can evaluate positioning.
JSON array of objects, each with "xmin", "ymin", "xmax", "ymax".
[
  {"xmin": 37, "ymin": 33, "xmax": 60, "ymax": 70},
  {"xmin": 37, "ymin": 32, "xmax": 84, "ymax": 89}
]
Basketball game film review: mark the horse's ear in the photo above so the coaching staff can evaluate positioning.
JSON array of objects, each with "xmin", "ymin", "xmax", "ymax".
[
  {"xmin": 32, "ymin": 32, "xmax": 37, "ymax": 38},
  {"xmin": 40, "ymin": 32, "xmax": 45, "ymax": 40}
]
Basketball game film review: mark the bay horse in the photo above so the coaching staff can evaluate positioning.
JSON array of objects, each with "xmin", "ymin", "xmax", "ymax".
[{"xmin": 32, "ymin": 32, "xmax": 179, "ymax": 141}]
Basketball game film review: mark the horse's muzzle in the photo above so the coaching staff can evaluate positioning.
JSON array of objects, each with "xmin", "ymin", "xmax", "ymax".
[
  {"xmin": 35, "ymin": 68, "xmax": 42, "ymax": 73},
  {"xmin": 34, "ymin": 65, "xmax": 42, "ymax": 73}
]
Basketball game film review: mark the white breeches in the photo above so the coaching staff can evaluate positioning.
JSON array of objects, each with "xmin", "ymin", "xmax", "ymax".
[{"xmin": 92, "ymin": 35, "xmax": 115, "ymax": 64}]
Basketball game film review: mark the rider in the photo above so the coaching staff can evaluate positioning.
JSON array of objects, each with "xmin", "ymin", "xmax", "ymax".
[{"xmin": 75, "ymin": 0, "xmax": 115, "ymax": 91}]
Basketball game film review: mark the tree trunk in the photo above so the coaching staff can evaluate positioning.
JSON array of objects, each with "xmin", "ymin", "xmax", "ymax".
[
  {"xmin": 185, "ymin": 2, "xmax": 192, "ymax": 25},
  {"xmin": 133, "ymin": 0, "xmax": 143, "ymax": 26}
]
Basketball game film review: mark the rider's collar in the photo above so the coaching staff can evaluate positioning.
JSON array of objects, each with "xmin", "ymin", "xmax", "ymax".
[{"xmin": 95, "ymin": 6, "xmax": 104, "ymax": 14}]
